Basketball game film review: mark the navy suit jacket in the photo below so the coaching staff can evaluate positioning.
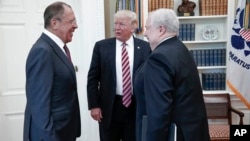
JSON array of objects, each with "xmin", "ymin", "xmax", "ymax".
[
  {"xmin": 87, "ymin": 37, "xmax": 151, "ymax": 128},
  {"xmin": 134, "ymin": 36, "xmax": 210, "ymax": 141},
  {"xmin": 24, "ymin": 33, "xmax": 81, "ymax": 141}
]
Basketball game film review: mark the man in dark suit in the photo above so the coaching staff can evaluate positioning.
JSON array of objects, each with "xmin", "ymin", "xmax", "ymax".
[
  {"xmin": 24, "ymin": 2, "xmax": 81, "ymax": 141},
  {"xmin": 134, "ymin": 8, "xmax": 210, "ymax": 141},
  {"xmin": 87, "ymin": 10, "xmax": 151, "ymax": 141}
]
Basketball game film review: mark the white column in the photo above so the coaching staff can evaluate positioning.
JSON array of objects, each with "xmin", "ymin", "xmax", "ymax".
[{"xmin": 69, "ymin": 0, "xmax": 105, "ymax": 141}]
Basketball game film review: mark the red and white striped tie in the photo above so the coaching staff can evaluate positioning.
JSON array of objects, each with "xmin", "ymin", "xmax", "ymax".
[{"xmin": 121, "ymin": 42, "xmax": 132, "ymax": 107}]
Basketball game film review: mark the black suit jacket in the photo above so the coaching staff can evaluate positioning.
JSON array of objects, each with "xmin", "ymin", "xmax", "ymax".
[
  {"xmin": 87, "ymin": 37, "xmax": 151, "ymax": 128},
  {"xmin": 134, "ymin": 36, "xmax": 210, "ymax": 141},
  {"xmin": 24, "ymin": 33, "xmax": 81, "ymax": 141}
]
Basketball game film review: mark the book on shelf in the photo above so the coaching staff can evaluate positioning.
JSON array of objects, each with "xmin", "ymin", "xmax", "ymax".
[
  {"xmin": 202, "ymin": 72, "xmax": 226, "ymax": 90},
  {"xmin": 148, "ymin": 0, "xmax": 174, "ymax": 12},
  {"xmin": 201, "ymin": 50, "xmax": 206, "ymax": 66},
  {"xmin": 209, "ymin": 49, "xmax": 214, "ymax": 66},
  {"xmin": 217, "ymin": 49, "xmax": 222, "ymax": 66},
  {"xmin": 199, "ymin": 0, "xmax": 205, "ymax": 15},
  {"xmin": 199, "ymin": 0, "xmax": 228, "ymax": 16},
  {"xmin": 196, "ymin": 49, "xmax": 202, "ymax": 66},
  {"xmin": 205, "ymin": 49, "xmax": 210, "ymax": 66},
  {"xmin": 178, "ymin": 23, "xmax": 195, "ymax": 41},
  {"xmin": 216, "ymin": 0, "xmax": 220, "ymax": 15},
  {"xmin": 244, "ymin": 0, "xmax": 250, "ymax": 29},
  {"xmin": 190, "ymin": 23, "xmax": 195, "ymax": 41},
  {"xmin": 221, "ymin": 49, "xmax": 226, "ymax": 66},
  {"xmin": 190, "ymin": 49, "xmax": 226, "ymax": 67}
]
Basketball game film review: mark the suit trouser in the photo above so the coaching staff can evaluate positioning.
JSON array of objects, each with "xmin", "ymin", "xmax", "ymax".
[{"xmin": 99, "ymin": 95, "xmax": 136, "ymax": 141}]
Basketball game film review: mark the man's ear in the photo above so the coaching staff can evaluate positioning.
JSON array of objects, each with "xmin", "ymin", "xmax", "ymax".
[
  {"xmin": 51, "ymin": 18, "xmax": 59, "ymax": 29},
  {"xmin": 159, "ymin": 26, "xmax": 166, "ymax": 34}
]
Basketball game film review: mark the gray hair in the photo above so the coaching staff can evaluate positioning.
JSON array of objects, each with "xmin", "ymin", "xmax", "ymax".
[
  {"xmin": 43, "ymin": 1, "xmax": 71, "ymax": 28},
  {"xmin": 114, "ymin": 10, "xmax": 138, "ymax": 30},
  {"xmin": 149, "ymin": 8, "xmax": 179, "ymax": 34}
]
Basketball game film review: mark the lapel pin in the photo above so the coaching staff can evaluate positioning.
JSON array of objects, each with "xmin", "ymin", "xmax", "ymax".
[{"xmin": 137, "ymin": 46, "xmax": 140, "ymax": 49}]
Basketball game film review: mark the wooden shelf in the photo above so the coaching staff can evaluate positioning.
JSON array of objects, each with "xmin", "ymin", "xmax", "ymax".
[{"xmin": 178, "ymin": 15, "xmax": 227, "ymax": 20}]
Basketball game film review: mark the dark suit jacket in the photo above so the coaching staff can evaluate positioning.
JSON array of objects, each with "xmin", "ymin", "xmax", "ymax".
[
  {"xmin": 87, "ymin": 37, "xmax": 151, "ymax": 128},
  {"xmin": 134, "ymin": 36, "xmax": 210, "ymax": 141},
  {"xmin": 24, "ymin": 33, "xmax": 81, "ymax": 141}
]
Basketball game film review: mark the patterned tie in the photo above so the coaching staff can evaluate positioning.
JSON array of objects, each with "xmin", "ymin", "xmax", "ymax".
[
  {"xmin": 121, "ymin": 42, "xmax": 132, "ymax": 107},
  {"xmin": 63, "ymin": 45, "xmax": 72, "ymax": 63}
]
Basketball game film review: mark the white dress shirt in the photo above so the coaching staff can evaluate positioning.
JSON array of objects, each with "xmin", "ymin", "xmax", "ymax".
[{"xmin": 115, "ymin": 36, "xmax": 134, "ymax": 95}]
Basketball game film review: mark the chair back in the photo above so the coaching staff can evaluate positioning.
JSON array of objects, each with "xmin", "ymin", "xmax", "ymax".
[{"xmin": 203, "ymin": 93, "xmax": 232, "ymax": 125}]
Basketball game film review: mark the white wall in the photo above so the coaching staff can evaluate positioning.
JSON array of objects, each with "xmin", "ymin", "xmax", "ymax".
[{"xmin": 73, "ymin": 1, "xmax": 105, "ymax": 141}]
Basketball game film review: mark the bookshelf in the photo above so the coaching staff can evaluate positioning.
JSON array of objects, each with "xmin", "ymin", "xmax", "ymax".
[
  {"xmin": 180, "ymin": 14, "xmax": 228, "ymax": 93},
  {"xmin": 142, "ymin": 0, "xmax": 234, "ymax": 94},
  {"xmin": 105, "ymin": 0, "xmax": 250, "ymax": 125},
  {"xmin": 104, "ymin": 0, "xmax": 234, "ymax": 94},
  {"xmin": 142, "ymin": 0, "xmax": 250, "ymax": 125}
]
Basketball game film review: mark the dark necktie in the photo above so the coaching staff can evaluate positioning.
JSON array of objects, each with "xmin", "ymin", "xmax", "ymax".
[
  {"xmin": 121, "ymin": 42, "xmax": 132, "ymax": 107},
  {"xmin": 63, "ymin": 45, "xmax": 72, "ymax": 63}
]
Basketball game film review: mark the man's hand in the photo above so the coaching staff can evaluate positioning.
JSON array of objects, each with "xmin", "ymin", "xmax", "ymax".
[{"xmin": 90, "ymin": 108, "xmax": 103, "ymax": 122}]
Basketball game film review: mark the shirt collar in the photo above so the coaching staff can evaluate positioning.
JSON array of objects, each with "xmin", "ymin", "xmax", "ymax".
[
  {"xmin": 43, "ymin": 29, "xmax": 65, "ymax": 48},
  {"xmin": 116, "ymin": 36, "xmax": 134, "ymax": 47}
]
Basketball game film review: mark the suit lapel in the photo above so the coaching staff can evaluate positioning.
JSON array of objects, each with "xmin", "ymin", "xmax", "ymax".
[
  {"xmin": 133, "ymin": 38, "xmax": 141, "ymax": 73},
  {"xmin": 109, "ymin": 38, "xmax": 117, "ymax": 83},
  {"xmin": 41, "ymin": 34, "xmax": 77, "ymax": 83}
]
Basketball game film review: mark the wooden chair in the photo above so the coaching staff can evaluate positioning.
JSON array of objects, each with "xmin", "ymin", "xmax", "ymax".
[{"xmin": 203, "ymin": 93, "xmax": 244, "ymax": 141}]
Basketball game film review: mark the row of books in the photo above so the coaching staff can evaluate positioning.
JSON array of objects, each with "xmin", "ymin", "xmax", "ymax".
[
  {"xmin": 201, "ymin": 72, "xmax": 226, "ymax": 90},
  {"xmin": 244, "ymin": 0, "xmax": 250, "ymax": 29},
  {"xmin": 190, "ymin": 49, "xmax": 226, "ymax": 66},
  {"xmin": 115, "ymin": 0, "xmax": 135, "ymax": 11},
  {"xmin": 178, "ymin": 23, "xmax": 195, "ymax": 41},
  {"xmin": 199, "ymin": 0, "xmax": 228, "ymax": 16},
  {"xmin": 148, "ymin": 0, "xmax": 174, "ymax": 12}
]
